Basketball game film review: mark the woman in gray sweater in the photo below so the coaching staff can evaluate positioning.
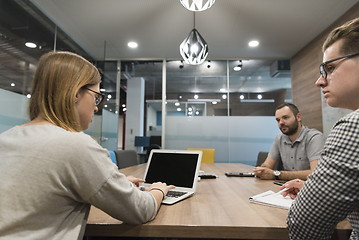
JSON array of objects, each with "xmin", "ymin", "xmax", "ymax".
[{"xmin": 0, "ymin": 51, "xmax": 173, "ymax": 240}]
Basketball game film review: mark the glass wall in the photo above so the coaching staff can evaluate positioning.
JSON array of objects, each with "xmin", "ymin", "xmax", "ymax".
[{"xmin": 119, "ymin": 60, "xmax": 292, "ymax": 165}]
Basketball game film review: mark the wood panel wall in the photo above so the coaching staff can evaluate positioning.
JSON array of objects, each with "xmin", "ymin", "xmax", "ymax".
[{"xmin": 291, "ymin": 2, "xmax": 359, "ymax": 132}]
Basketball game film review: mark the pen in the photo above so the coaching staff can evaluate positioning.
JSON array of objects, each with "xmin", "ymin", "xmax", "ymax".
[{"xmin": 276, "ymin": 187, "xmax": 289, "ymax": 195}]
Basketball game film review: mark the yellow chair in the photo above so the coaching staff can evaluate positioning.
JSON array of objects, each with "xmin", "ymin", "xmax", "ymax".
[{"xmin": 187, "ymin": 148, "xmax": 215, "ymax": 163}]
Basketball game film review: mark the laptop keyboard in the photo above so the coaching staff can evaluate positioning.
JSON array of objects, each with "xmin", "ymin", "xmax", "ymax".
[{"xmin": 166, "ymin": 190, "xmax": 187, "ymax": 198}]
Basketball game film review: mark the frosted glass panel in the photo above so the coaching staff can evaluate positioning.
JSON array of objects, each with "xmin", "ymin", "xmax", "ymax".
[
  {"xmin": 0, "ymin": 89, "xmax": 28, "ymax": 133},
  {"xmin": 100, "ymin": 109, "xmax": 118, "ymax": 150},
  {"xmin": 165, "ymin": 116, "xmax": 279, "ymax": 165}
]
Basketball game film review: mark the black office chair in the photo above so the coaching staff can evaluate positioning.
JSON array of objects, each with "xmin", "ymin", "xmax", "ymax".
[{"xmin": 145, "ymin": 144, "xmax": 161, "ymax": 162}]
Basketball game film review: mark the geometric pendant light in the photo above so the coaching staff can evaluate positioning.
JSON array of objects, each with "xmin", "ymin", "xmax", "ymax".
[
  {"xmin": 180, "ymin": 0, "xmax": 216, "ymax": 11},
  {"xmin": 179, "ymin": 29, "xmax": 209, "ymax": 65},
  {"xmin": 179, "ymin": 13, "xmax": 209, "ymax": 65}
]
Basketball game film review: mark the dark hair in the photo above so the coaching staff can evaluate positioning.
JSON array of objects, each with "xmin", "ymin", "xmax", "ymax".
[
  {"xmin": 276, "ymin": 103, "xmax": 300, "ymax": 116},
  {"xmin": 323, "ymin": 17, "xmax": 359, "ymax": 54}
]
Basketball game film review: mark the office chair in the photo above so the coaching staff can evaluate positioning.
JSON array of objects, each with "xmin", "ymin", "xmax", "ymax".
[
  {"xmin": 145, "ymin": 144, "xmax": 161, "ymax": 162},
  {"xmin": 114, "ymin": 150, "xmax": 139, "ymax": 169},
  {"xmin": 187, "ymin": 148, "xmax": 215, "ymax": 163},
  {"xmin": 256, "ymin": 151, "xmax": 283, "ymax": 170}
]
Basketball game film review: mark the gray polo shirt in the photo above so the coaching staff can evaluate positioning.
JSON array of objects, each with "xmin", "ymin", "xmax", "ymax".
[{"xmin": 268, "ymin": 126, "xmax": 325, "ymax": 171}]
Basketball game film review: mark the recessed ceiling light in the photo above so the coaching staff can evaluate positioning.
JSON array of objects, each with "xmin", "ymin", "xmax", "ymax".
[
  {"xmin": 25, "ymin": 42, "xmax": 37, "ymax": 48},
  {"xmin": 248, "ymin": 40, "xmax": 259, "ymax": 48},
  {"xmin": 10, "ymin": 83, "xmax": 15, "ymax": 87},
  {"xmin": 128, "ymin": 41, "xmax": 138, "ymax": 48}
]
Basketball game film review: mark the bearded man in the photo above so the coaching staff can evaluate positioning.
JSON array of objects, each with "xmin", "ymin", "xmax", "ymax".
[{"xmin": 253, "ymin": 103, "xmax": 325, "ymax": 180}]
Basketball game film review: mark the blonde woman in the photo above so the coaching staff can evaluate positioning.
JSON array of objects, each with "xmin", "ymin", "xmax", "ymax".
[{"xmin": 0, "ymin": 51, "xmax": 173, "ymax": 240}]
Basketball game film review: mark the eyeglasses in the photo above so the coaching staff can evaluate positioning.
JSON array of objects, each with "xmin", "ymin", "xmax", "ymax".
[
  {"xmin": 83, "ymin": 87, "xmax": 105, "ymax": 106},
  {"xmin": 319, "ymin": 52, "xmax": 359, "ymax": 80}
]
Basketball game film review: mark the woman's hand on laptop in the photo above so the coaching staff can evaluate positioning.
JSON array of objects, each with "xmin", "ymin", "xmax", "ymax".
[
  {"xmin": 127, "ymin": 175, "xmax": 145, "ymax": 187},
  {"xmin": 148, "ymin": 182, "xmax": 175, "ymax": 205}
]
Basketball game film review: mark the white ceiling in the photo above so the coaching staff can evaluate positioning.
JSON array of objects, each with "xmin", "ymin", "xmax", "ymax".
[{"xmin": 30, "ymin": 0, "xmax": 358, "ymax": 61}]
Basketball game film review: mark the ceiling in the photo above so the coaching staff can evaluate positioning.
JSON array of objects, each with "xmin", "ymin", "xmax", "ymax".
[
  {"xmin": 0, "ymin": 0, "xmax": 358, "ymax": 107},
  {"xmin": 30, "ymin": 0, "xmax": 358, "ymax": 60}
]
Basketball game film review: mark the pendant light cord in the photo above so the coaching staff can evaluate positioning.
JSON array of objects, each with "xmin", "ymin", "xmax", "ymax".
[{"xmin": 193, "ymin": 12, "xmax": 196, "ymax": 29}]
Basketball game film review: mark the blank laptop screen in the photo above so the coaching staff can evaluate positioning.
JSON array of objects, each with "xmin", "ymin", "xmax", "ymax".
[{"xmin": 145, "ymin": 152, "xmax": 199, "ymax": 188}]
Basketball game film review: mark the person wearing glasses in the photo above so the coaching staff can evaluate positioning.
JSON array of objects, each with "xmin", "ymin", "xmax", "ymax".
[
  {"xmin": 279, "ymin": 17, "xmax": 359, "ymax": 239},
  {"xmin": 253, "ymin": 103, "xmax": 325, "ymax": 181},
  {"xmin": 0, "ymin": 51, "xmax": 174, "ymax": 240}
]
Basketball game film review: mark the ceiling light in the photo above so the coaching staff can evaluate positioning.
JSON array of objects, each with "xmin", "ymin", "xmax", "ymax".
[
  {"xmin": 180, "ymin": 0, "xmax": 216, "ymax": 11},
  {"xmin": 175, "ymin": 102, "xmax": 180, "ymax": 106},
  {"xmin": 122, "ymin": 104, "xmax": 126, "ymax": 107},
  {"xmin": 128, "ymin": 41, "xmax": 138, "ymax": 48},
  {"xmin": 26, "ymin": 94, "xmax": 31, "ymax": 99},
  {"xmin": 222, "ymin": 94, "xmax": 227, "ymax": 99},
  {"xmin": 177, "ymin": 108, "xmax": 182, "ymax": 111},
  {"xmin": 180, "ymin": 13, "xmax": 209, "ymax": 65},
  {"xmin": 220, "ymin": 88, "xmax": 226, "ymax": 92},
  {"xmin": 194, "ymin": 94, "xmax": 199, "ymax": 99},
  {"xmin": 25, "ymin": 42, "xmax": 37, "ymax": 48},
  {"xmin": 257, "ymin": 94, "xmax": 263, "ymax": 99},
  {"xmin": 239, "ymin": 95, "xmax": 244, "ymax": 100},
  {"xmin": 212, "ymin": 101, "xmax": 217, "ymax": 104},
  {"xmin": 233, "ymin": 60, "xmax": 242, "ymax": 71},
  {"xmin": 10, "ymin": 83, "xmax": 15, "ymax": 87},
  {"xmin": 248, "ymin": 40, "xmax": 259, "ymax": 48}
]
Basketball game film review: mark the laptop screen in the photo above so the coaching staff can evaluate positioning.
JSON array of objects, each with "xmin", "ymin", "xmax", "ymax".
[{"xmin": 145, "ymin": 152, "xmax": 199, "ymax": 188}]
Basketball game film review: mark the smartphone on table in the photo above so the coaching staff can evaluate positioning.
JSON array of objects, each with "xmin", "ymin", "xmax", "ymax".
[{"xmin": 225, "ymin": 172, "xmax": 255, "ymax": 177}]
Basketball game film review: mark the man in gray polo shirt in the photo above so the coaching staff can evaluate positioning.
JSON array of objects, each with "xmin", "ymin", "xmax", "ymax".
[{"xmin": 253, "ymin": 103, "xmax": 325, "ymax": 180}]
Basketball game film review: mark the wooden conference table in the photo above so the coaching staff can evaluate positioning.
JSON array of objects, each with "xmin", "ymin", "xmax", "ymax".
[{"xmin": 85, "ymin": 163, "xmax": 352, "ymax": 239}]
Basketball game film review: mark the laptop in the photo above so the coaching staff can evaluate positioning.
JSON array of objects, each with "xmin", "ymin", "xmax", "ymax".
[{"xmin": 141, "ymin": 149, "xmax": 202, "ymax": 205}]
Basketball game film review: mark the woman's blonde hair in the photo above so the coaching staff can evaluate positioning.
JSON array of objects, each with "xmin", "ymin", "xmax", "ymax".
[{"xmin": 29, "ymin": 51, "xmax": 101, "ymax": 132}]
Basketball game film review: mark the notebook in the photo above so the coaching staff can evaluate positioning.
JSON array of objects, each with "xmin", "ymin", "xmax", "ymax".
[
  {"xmin": 249, "ymin": 190, "xmax": 293, "ymax": 209},
  {"xmin": 141, "ymin": 149, "xmax": 202, "ymax": 205}
]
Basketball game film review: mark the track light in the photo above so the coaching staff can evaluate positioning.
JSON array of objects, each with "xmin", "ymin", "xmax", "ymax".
[
  {"xmin": 179, "ymin": 60, "xmax": 184, "ymax": 69},
  {"xmin": 233, "ymin": 60, "xmax": 242, "ymax": 71}
]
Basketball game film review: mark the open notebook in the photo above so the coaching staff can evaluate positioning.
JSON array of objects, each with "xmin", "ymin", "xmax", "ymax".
[
  {"xmin": 141, "ymin": 149, "xmax": 202, "ymax": 205},
  {"xmin": 249, "ymin": 190, "xmax": 293, "ymax": 209}
]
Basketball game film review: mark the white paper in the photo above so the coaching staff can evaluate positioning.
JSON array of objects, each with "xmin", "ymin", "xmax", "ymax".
[{"xmin": 249, "ymin": 190, "xmax": 293, "ymax": 209}]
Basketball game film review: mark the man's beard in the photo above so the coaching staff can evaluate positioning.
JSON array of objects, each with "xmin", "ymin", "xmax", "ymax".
[{"xmin": 280, "ymin": 120, "xmax": 299, "ymax": 136}]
